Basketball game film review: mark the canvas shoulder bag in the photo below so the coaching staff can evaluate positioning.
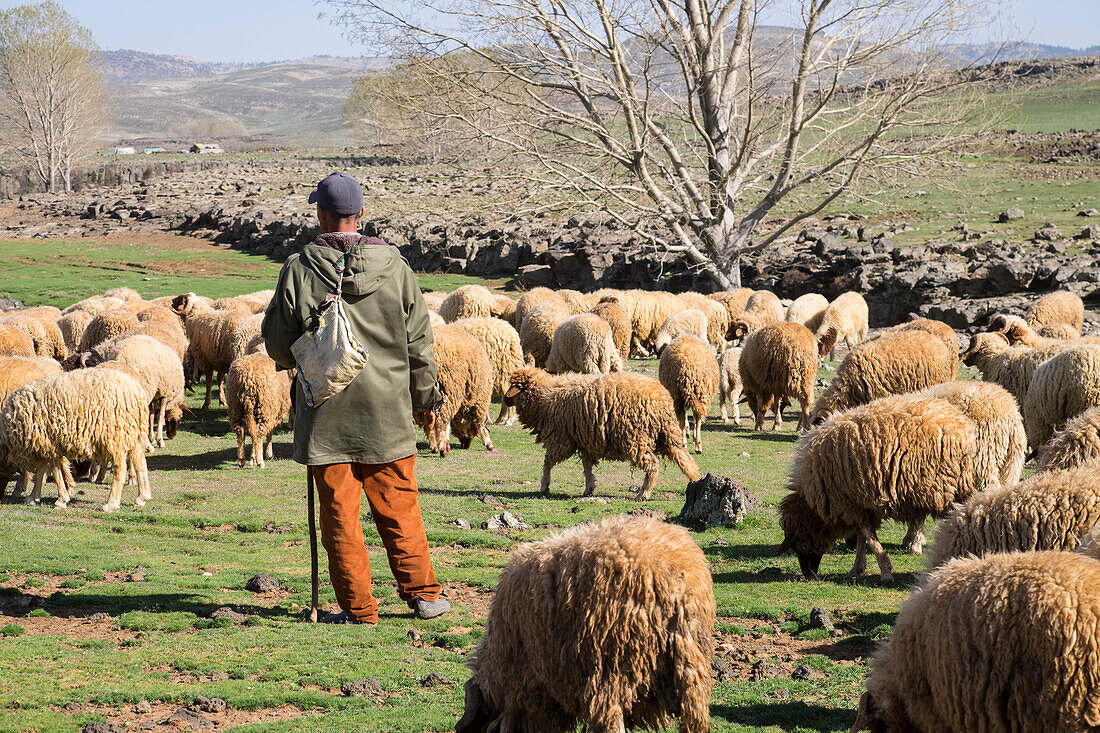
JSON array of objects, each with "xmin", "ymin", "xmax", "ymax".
[{"xmin": 290, "ymin": 252, "xmax": 369, "ymax": 408}]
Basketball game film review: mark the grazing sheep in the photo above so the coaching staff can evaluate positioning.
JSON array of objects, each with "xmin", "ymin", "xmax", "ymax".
[
  {"xmin": 490, "ymin": 294, "xmax": 517, "ymax": 326},
  {"xmin": 440, "ymin": 284, "xmax": 497, "ymax": 322},
  {"xmin": 429, "ymin": 325, "xmax": 494, "ymax": 456},
  {"xmin": 545, "ymin": 313, "xmax": 622, "ymax": 376},
  {"xmin": 811, "ymin": 329, "xmax": 956, "ymax": 425},
  {"xmin": 1036, "ymin": 406, "xmax": 1100, "ymax": 473},
  {"xmin": 136, "ymin": 304, "xmax": 184, "ymax": 329},
  {"xmin": 503, "ymin": 367, "xmax": 701, "ymax": 500},
  {"xmin": 589, "ymin": 296, "xmax": 631, "ymax": 361},
  {"xmin": 708, "ymin": 288, "xmax": 755, "ymax": 323},
  {"xmin": 519, "ymin": 300, "xmax": 571, "ymax": 368},
  {"xmin": 960, "ymin": 331, "xmax": 1066, "ymax": 405},
  {"xmin": 0, "ymin": 369, "xmax": 151, "ymax": 511},
  {"xmin": 778, "ymin": 394, "xmax": 977, "ymax": 581},
  {"xmin": 1022, "ymin": 344, "xmax": 1100, "ymax": 449},
  {"xmin": 739, "ymin": 321, "xmax": 817, "ymax": 431},
  {"xmin": 78, "ymin": 309, "xmax": 139, "ymax": 353},
  {"xmin": 88, "ymin": 335, "xmax": 186, "ymax": 450},
  {"xmin": 62, "ymin": 295, "xmax": 125, "ymax": 317},
  {"xmin": 226, "ymin": 348, "xmax": 292, "ymax": 468},
  {"xmin": 853, "ymin": 549, "xmax": 1100, "ymax": 733},
  {"xmin": 457, "ymin": 515, "xmax": 714, "ymax": 733},
  {"xmin": 56, "ymin": 310, "xmax": 93, "ymax": 354},
  {"xmin": 514, "ymin": 287, "xmax": 565, "ymax": 329},
  {"xmin": 1027, "ymin": 289, "xmax": 1085, "ymax": 334},
  {"xmin": 890, "ymin": 317, "xmax": 958, "ymax": 355},
  {"xmin": 717, "ymin": 347, "xmax": 743, "ymax": 425},
  {"xmin": 181, "ymin": 304, "xmax": 252, "ymax": 408},
  {"xmin": 927, "ymin": 461, "xmax": 1100, "ymax": 569},
  {"xmin": 0, "ymin": 313, "xmax": 65, "ymax": 359},
  {"xmin": 0, "ymin": 324, "xmax": 36, "ymax": 357},
  {"xmin": 784, "ymin": 293, "xmax": 829, "ymax": 332},
  {"xmin": 169, "ymin": 292, "xmax": 216, "ymax": 318},
  {"xmin": 452, "ymin": 316, "xmax": 525, "ymax": 425},
  {"xmin": 557, "ymin": 289, "xmax": 596, "ymax": 314},
  {"xmin": 654, "ymin": 309, "xmax": 709, "ymax": 355},
  {"xmin": 112, "ymin": 319, "xmax": 188, "ymax": 363},
  {"xmin": 815, "ymin": 291, "xmax": 869, "ymax": 359},
  {"xmin": 627, "ymin": 290, "xmax": 684, "ymax": 356},
  {"xmin": 0, "ymin": 356, "xmax": 64, "ymax": 501},
  {"xmin": 659, "ymin": 336, "xmax": 719, "ymax": 453},
  {"xmin": 678, "ymin": 292, "xmax": 732, "ymax": 353},
  {"xmin": 729, "ymin": 290, "xmax": 785, "ymax": 339}
]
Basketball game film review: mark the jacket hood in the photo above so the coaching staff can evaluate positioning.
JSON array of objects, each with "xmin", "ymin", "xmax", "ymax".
[{"xmin": 298, "ymin": 242, "xmax": 403, "ymax": 297}]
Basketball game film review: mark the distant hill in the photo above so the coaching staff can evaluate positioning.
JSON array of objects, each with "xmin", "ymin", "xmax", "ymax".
[
  {"xmin": 101, "ymin": 49, "xmax": 387, "ymax": 83},
  {"xmin": 948, "ymin": 42, "xmax": 1100, "ymax": 64}
]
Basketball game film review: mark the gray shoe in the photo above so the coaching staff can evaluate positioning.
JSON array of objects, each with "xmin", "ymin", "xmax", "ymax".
[
  {"xmin": 323, "ymin": 611, "xmax": 375, "ymax": 625},
  {"xmin": 412, "ymin": 597, "xmax": 451, "ymax": 620}
]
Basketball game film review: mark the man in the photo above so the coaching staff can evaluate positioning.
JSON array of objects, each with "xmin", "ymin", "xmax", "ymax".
[{"xmin": 262, "ymin": 171, "xmax": 450, "ymax": 624}]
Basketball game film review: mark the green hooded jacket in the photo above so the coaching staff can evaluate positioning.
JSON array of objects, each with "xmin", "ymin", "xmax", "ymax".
[{"xmin": 261, "ymin": 240, "xmax": 440, "ymax": 465}]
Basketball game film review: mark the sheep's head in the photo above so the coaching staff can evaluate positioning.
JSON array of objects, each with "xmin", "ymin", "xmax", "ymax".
[
  {"xmin": 170, "ymin": 292, "xmax": 196, "ymax": 316},
  {"xmin": 165, "ymin": 401, "xmax": 184, "ymax": 439},
  {"xmin": 59, "ymin": 352, "xmax": 84, "ymax": 371},
  {"xmin": 817, "ymin": 326, "xmax": 838, "ymax": 359},
  {"xmin": 503, "ymin": 366, "xmax": 545, "ymax": 406},
  {"xmin": 598, "ymin": 295, "xmax": 619, "ymax": 304},
  {"xmin": 728, "ymin": 319, "xmax": 750, "ymax": 342},
  {"xmin": 987, "ymin": 313, "xmax": 1010, "ymax": 333},
  {"xmin": 777, "ymin": 492, "xmax": 840, "ymax": 579},
  {"xmin": 960, "ymin": 331, "xmax": 1009, "ymax": 366},
  {"xmin": 1000, "ymin": 320, "xmax": 1034, "ymax": 346},
  {"xmin": 455, "ymin": 679, "xmax": 496, "ymax": 733}
]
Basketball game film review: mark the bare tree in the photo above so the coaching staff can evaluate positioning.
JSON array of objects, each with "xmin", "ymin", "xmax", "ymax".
[
  {"xmin": 0, "ymin": 1, "xmax": 108, "ymax": 194},
  {"xmin": 327, "ymin": 0, "xmax": 1001, "ymax": 287}
]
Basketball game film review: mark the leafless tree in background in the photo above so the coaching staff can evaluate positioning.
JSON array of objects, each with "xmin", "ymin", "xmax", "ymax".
[
  {"xmin": 328, "ymin": 0, "xmax": 1001, "ymax": 287},
  {"xmin": 0, "ymin": 1, "xmax": 108, "ymax": 194}
]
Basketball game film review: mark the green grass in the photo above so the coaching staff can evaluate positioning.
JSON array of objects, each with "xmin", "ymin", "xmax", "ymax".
[{"xmin": 1001, "ymin": 78, "xmax": 1100, "ymax": 133}]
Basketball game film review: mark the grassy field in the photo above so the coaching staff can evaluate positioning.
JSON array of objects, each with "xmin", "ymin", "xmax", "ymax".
[{"xmin": 0, "ymin": 250, "xmax": 955, "ymax": 732}]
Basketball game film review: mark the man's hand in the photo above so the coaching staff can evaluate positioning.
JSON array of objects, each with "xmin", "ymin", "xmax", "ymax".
[{"xmin": 414, "ymin": 410, "xmax": 435, "ymax": 433}]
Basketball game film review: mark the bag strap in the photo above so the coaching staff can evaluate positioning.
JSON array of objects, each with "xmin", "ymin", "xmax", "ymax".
[{"xmin": 326, "ymin": 254, "xmax": 347, "ymax": 303}]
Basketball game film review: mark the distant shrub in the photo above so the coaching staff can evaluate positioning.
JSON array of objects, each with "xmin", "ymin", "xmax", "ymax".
[{"xmin": 1, "ymin": 623, "xmax": 25, "ymax": 637}]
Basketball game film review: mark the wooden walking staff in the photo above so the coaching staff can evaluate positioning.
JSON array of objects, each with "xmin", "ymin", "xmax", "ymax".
[{"xmin": 307, "ymin": 466, "xmax": 319, "ymax": 623}]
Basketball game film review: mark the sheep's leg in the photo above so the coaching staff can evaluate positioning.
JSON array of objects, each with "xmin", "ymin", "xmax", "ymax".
[
  {"xmin": 156, "ymin": 399, "xmax": 167, "ymax": 449},
  {"xmin": 798, "ymin": 399, "xmax": 811, "ymax": 432},
  {"xmin": 732, "ymin": 387, "xmax": 742, "ymax": 425},
  {"xmin": 264, "ymin": 433, "xmax": 274, "ymax": 460},
  {"xmin": 692, "ymin": 409, "xmax": 704, "ymax": 454},
  {"xmin": 678, "ymin": 409, "xmax": 688, "ymax": 446},
  {"xmin": 478, "ymin": 421, "xmax": 494, "ymax": 452},
  {"xmin": 94, "ymin": 461, "xmax": 107, "ymax": 484},
  {"xmin": 217, "ymin": 371, "xmax": 226, "ymax": 406},
  {"xmin": 635, "ymin": 453, "xmax": 660, "ymax": 501},
  {"xmin": 539, "ymin": 450, "xmax": 569, "ymax": 497},
  {"xmin": 847, "ymin": 533, "xmax": 868, "ymax": 578},
  {"xmin": 864, "ymin": 528, "xmax": 894, "ymax": 583},
  {"xmin": 581, "ymin": 457, "xmax": 597, "ymax": 497},
  {"xmin": 52, "ymin": 465, "xmax": 69, "ymax": 508},
  {"xmin": 10, "ymin": 471, "xmax": 30, "ymax": 501},
  {"xmin": 202, "ymin": 368, "xmax": 214, "ymax": 409},
  {"xmin": 236, "ymin": 430, "xmax": 246, "ymax": 468},
  {"xmin": 902, "ymin": 519, "xmax": 927, "ymax": 555},
  {"xmin": 60, "ymin": 460, "xmax": 75, "ymax": 498},
  {"xmin": 590, "ymin": 711, "xmax": 626, "ymax": 733},
  {"xmin": 103, "ymin": 452, "xmax": 127, "ymax": 513},
  {"xmin": 719, "ymin": 392, "xmax": 729, "ymax": 424},
  {"xmin": 135, "ymin": 449, "xmax": 151, "ymax": 504},
  {"xmin": 772, "ymin": 395, "xmax": 783, "ymax": 431},
  {"xmin": 252, "ymin": 431, "xmax": 264, "ymax": 469},
  {"xmin": 26, "ymin": 469, "xmax": 45, "ymax": 505}
]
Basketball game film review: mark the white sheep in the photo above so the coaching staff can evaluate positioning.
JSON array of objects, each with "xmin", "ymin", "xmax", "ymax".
[{"xmin": 545, "ymin": 313, "xmax": 622, "ymax": 375}]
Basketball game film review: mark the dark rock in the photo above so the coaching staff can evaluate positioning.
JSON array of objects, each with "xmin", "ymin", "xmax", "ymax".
[
  {"xmin": 420, "ymin": 672, "xmax": 452, "ymax": 687},
  {"xmin": 814, "ymin": 233, "xmax": 844, "ymax": 256},
  {"xmin": 450, "ymin": 518, "xmax": 472, "ymax": 530},
  {"xmin": 793, "ymin": 664, "xmax": 826, "ymax": 681},
  {"xmin": 135, "ymin": 700, "xmax": 153, "ymax": 713},
  {"xmin": 407, "ymin": 628, "xmax": 423, "ymax": 641},
  {"xmin": 1034, "ymin": 223, "xmax": 1060, "ymax": 241},
  {"xmin": 482, "ymin": 512, "xmax": 531, "ymax": 531},
  {"xmin": 515, "ymin": 264, "xmax": 554, "ymax": 287},
  {"xmin": 127, "ymin": 572, "xmax": 145, "ymax": 582},
  {"xmin": 1078, "ymin": 225, "xmax": 1100, "ymax": 241},
  {"xmin": 63, "ymin": 702, "xmax": 82, "ymax": 713},
  {"xmin": 627, "ymin": 508, "xmax": 668, "ymax": 521},
  {"xmin": 0, "ymin": 298, "xmax": 23, "ymax": 310},
  {"xmin": 88, "ymin": 612, "xmax": 109, "ymax": 621},
  {"xmin": 165, "ymin": 707, "xmax": 214, "ymax": 729},
  {"xmin": 341, "ymin": 678, "xmax": 384, "ymax": 697},
  {"xmin": 809, "ymin": 607, "xmax": 837, "ymax": 633},
  {"xmin": 81, "ymin": 724, "xmax": 122, "ymax": 733},
  {"xmin": 758, "ymin": 567, "xmax": 784, "ymax": 579},
  {"xmin": 711, "ymin": 657, "xmax": 734, "ymax": 681},
  {"xmin": 475, "ymin": 493, "xmax": 504, "ymax": 509},
  {"xmin": 210, "ymin": 606, "xmax": 247, "ymax": 624},
  {"xmin": 998, "ymin": 207, "xmax": 1025, "ymax": 222},
  {"xmin": 190, "ymin": 696, "xmax": 226, "ymax": 714},
  {"xmin": 749, "ymin": 661, "xmax": 786, "ymax": 681},
  {"xmin": 1078, "ymin": 208, "xmax": 1098, "ymax": 217},
  {"xmin": 245, "ymin": 573, "xmax": 280, "ymax": 593},
  {"xmin": 679, "ymin": 473, "xmax": 759, "ymax": 529}
]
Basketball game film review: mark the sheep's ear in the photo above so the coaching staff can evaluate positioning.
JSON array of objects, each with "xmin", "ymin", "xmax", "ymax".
[
  {"xmin": 504, "ymin": 385, "xmax": 523, "ymax": 399},
  {"xmin": 776, "ymin": 536, "xmax": 794, "ymax": 556}
]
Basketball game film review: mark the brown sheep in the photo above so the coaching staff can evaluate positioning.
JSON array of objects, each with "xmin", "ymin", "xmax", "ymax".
[
  {"xmin": 226, "ymin": 349, "xmax": 293, "ymax": 468},
  {"xmin": 544, "ymin": 313, "xmax": 622, "ymax": 376},
  {"xmin": 729, "ymin": 290, "xmax": 785, "ymax": 339},
  {"xmin": 717, "ymin": 347, "xmax": 743, "ymax": 425},
  {"xmin": 56, "ymin": 310, "xmax": 93, "ymax": 355},
  {"xmin": 708, "ymin": 288, "xmax": 754, "ymax": 322},
  {"xmin": 960, "ymin": 331, "xmax": 1066, "ymax": 405},
  {"xmin": 1027, "ymin": 290, "xmax": 1085, "ymax": 334},
  {"xmin": 854, "ymin": 549, "xmax": 1100, "ymax": 732},
  {"xmin": 1037, "ymin": 406, "xmax": 1100, "ymax": 473},
  {"xmin": 627, "ymin": 290, "xmax": 684, "ymax": 356},
  {"xmin": 439, "ymin": 284, "xmax": 496, "ymax": 322},
  {"xmin": 514, "ymin": 287, "xmax": 565, "ymax": 329},
  {"xmin": 504, "ymin": 367, "xmax": 701, "ymax": 500},
  {"xmin": 739, "ymin": 322, "xmax": 817, "ymax": 431},
  {"xmin": 779, "ymin": 394, "xmax": 977, "ymax": 582},
  {"xmin": 0, "ymin": 313, "xmax": 65, "ymax": 359},
  {"xmin": 784, "ymin": 293, "xmax": 829, "ymax": 332},
  {"xmin": 589, "ymin": 296, "xmax": 631, "ymax": 361},
  {"xmin": 518, "ymin": 300, "xmax": 571, "ymax": 367},
  {"xmin": 659, "ymin": 336, "xmax": 719, "ymax": 453},
  {"xmin": 78, "ymin": 309, "xmax": 139, "ymax": 353},
  {"xmin": 429, "ymin": 325, "xmax": 494, "ymax": 456},
  {"xmin": 451, "ymin": 316, "xmax": 525, "ymax": 425},
  {"xmin": 0, "ymin": 324, "xmax": 35, "ymax": 357},
  {"xmin": 890, "ymin": 317, "xmax": 958, "ymax": 355},
  {"xmin": 811, "ymin": 329, "xmax": 956, "ymax": 425},
  {"xmin": 457, "ymin": 515, "xmax": 714, "ymax": 733}
]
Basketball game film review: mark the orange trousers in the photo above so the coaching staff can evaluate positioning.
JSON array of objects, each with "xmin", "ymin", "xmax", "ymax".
[{"xmin": 312, "ymin": 456, "xmax": 441, "ymax": 624}]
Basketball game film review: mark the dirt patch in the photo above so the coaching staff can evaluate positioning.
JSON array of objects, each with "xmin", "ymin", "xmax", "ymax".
[
  {"xmin": 56, "ymin": 701, "xmax": 310, "ymax": 730},
  {"xmin": 713, "ymin": 617, "xmax": 873, "ymax": 682},
  {"xmin": 0, "ymin": 612, "xmax": 138, "ymax": 643},
  {"xmin": 441, "ymin": 582, "xmax": 493, "ymax": 620}
]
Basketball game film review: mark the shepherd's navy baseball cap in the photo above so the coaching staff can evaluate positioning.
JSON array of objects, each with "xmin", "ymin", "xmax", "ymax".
[{"xmin": 308, "ymin": 172, "xmax": 364, "ymax": 216}]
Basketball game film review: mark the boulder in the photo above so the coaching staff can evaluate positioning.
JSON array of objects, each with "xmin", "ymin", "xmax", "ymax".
[
  {"xmin": 998, "ymin": 207, "xmax": 1025, "ymax": 222},
  {"xmin": 678, "ymin": 473, "xmax": 758, "ymax": 530}
]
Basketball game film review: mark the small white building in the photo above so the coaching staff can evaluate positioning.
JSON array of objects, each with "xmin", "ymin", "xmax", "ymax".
[
  {"xmin": 189, "ymin": 143, "xmax": 224, "ymax": 154},
  {"xmin": 142, "ymin": 147, "xmax": 166, "ymax": 154},
  {"xmin": 114, "ymin": 147, "xmax": 135, "ymax": 155}
]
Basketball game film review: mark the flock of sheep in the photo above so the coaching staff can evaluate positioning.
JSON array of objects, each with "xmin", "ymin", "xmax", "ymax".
[{"xmin": 5, "ymin": 278, "xmax": 1100, "ymax": 731}]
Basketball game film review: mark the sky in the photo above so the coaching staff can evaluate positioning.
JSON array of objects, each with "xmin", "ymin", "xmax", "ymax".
[{"xmin": 0, "ymin": 0, "xmax": 1094, "ymax": 63}]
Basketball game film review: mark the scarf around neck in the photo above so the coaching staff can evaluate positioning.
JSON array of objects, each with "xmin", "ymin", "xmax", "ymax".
[{"xmin": 312, "ymin": 232, "xmax": 389, "ymax": 254}]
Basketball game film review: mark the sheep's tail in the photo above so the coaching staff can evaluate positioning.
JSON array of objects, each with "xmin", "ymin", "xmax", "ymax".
[{"xmin": 660, "ymin": 420, "xmax": 701, "ymax": 481}]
